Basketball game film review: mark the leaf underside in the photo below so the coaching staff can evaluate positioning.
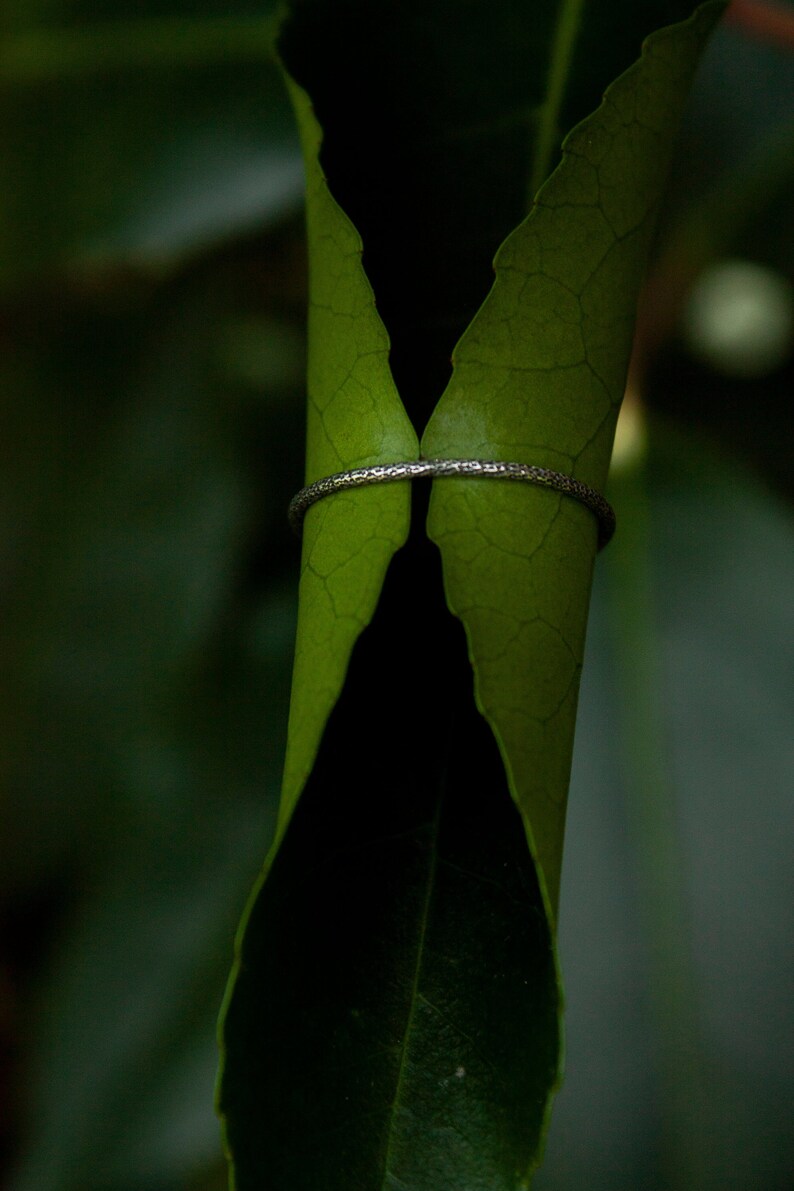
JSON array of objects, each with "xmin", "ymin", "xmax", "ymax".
[{"xmin": 218, "ymin": 3, "xmax": 724, "ymax": 1188}]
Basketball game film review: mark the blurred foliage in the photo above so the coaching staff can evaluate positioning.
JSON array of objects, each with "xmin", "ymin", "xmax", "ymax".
[
  {"xmin": 0, "ymin": 0, "xmax": 295, "ymax": 278},
  {"xmin": 0, "ymin": 3, "xmax": 791, "ymax": 1190}
]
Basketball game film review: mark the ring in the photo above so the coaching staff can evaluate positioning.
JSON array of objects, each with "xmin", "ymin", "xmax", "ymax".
[{"xmin": 288, "ymin": 458, "xmax": 615, "ymax": 549}]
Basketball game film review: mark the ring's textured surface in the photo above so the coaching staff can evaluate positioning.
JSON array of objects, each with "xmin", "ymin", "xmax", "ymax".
[{"xmin": 288, "ymin": 458, "xmax": 616, "ymax": 549}]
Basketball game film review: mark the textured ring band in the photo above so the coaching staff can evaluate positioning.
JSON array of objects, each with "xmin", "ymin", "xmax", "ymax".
[{"xmin": 289, "ymin": 458, "xmax": 616, "ymax": 549}]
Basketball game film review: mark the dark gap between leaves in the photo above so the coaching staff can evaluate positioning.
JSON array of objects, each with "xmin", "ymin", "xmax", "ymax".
[
  {"xmin": 278, "ymin": 0, "xmax": 701, "ymax": 437},
  {"xmin": 278, "ymin": 0, "xmax": 538, "ymax": 434}
]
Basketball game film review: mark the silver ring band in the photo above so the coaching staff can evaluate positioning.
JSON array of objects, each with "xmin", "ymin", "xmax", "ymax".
[{"xmin": 289, "ymin": 458, "xmax": 615, "ymax": 549}]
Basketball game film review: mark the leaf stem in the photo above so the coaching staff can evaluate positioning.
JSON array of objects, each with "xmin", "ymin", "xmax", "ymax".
[
  {"xmin": 606, "ymin": 434, "xmax": 711, "ymax": 1189},
  {"xmin": 0, "ymin": 16, "xmax": 279, "ymax": 84},
  {"xmin": 528, "ymin": 0, "xmax": 585, "ymax": 201}
]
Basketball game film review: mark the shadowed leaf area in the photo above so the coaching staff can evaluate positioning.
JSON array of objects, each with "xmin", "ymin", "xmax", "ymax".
[
  {"xmin": 279, "ymin": 0, "xmax": 697, "ymax": 427},
  {"xmin": 221, "ymin": 506, "xmax": 558, "ymax": 1190}
]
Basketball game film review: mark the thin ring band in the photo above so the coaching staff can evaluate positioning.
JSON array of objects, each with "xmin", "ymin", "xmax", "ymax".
[{"xmin": 289, "ymin": 458, "xmax": 615, "ymax": 549}]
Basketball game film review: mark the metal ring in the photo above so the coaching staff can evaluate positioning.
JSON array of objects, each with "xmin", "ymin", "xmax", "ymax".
[{"xmin": 288, "ymin": 458, "xmax": 616, "ymax": 549}]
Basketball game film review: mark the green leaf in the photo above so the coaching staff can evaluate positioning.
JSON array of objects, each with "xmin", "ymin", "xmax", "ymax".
[
  {"xmin": 422, "ymin": 0, "xmax": 724, "ymax": 917},
  {"xmin": 274, "ymin": 77, "xmax": 418, "ymax": 827},
  {"xmin": 218, "ymin": 4, "xmax": 724, "ymax": 1188}
]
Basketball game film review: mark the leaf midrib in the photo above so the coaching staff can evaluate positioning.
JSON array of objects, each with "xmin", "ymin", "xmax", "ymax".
[
  {"xmin": 528, "ymin": 0, "xmax": 586, "ymax": 200},
  {"xmin": 379, "ymin": 794, "xmax": 444, "ymax": 1188}
]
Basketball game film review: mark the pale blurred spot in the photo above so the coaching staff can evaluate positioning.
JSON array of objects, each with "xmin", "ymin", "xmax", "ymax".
[
  {"xmin": 683, "ymin": 258, "xmax": 794, "ymax": 376},
  {"xmin": 611, "ymin": 389, "xmax": 648, "ymax": 474}
]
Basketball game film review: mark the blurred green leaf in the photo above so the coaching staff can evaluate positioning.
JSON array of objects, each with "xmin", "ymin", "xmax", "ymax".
[
  {"xmin": 0, "ymin": 2, "xmax": 301, "ymax": 280},
  {"xmin": 0, "ymin": 281, "xmax": 294, "ymax": 852},
  {"xmin": 3, "ymin": 273, "xmax": 302, "ymax": 1189},
  {"xmin": 536, "ymin": 423, "xmax": 794, "ymax": 1190},
  {"xmin": 12, "ymin": 790, "xmax": 274, "ymax": 1191}
]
